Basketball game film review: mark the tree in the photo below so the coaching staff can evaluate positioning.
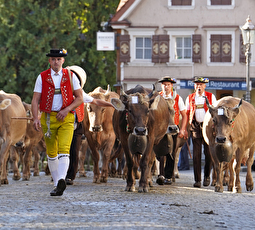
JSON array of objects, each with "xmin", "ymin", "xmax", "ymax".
[{"xmin": 0, "ymin": 0, "xmax": 119, "ymax": 102}]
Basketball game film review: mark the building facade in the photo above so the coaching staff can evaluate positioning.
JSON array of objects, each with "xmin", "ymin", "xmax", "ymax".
[{"xmin": 110, "ymin": 0, "xmax": 255, "ymax": 104}]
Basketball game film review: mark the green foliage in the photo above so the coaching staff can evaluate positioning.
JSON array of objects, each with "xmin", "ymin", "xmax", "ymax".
[{"xmin": 0, "ymin": 0, "xmax": 119, "ymax": 102}]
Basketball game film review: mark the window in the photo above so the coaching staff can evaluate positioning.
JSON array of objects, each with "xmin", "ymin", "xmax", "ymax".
[
  {"xmin": 168, "ymin": 0, "xmax": 194, "ymax": 9},
  {"xmin": 207, "ymin": 0, "xmax": 234, "ymax": 9},
  {"xmin": 211, "ymin": 0, "xmax": 231, "ymax": 5},
  {"xmin": 136, "ymin": 37, "xmax": 152, "ymax": 59},
  {"xmin": 175, "ymin": 37, "xmax": 192, "ymax": 59},
  {"xmin": 172, "ymin": 0, "xmax": 192, "ymax": 5}
]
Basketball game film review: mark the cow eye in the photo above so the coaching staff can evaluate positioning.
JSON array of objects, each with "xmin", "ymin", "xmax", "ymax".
[
  {"xmin": 212, "ymin": 118, "xmax": 216, "ymax": 123},
  {"xmin": 102, "ymin": 108, "xmax": 105, "ymax": 113}
]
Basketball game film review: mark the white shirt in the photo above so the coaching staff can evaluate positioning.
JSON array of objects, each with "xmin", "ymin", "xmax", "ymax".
[
  {"xmin": 185, "ymin": 91, "xmax": 216, "ymax": 123},
  {"xmin": 34, "ymin": 68, "xmax": 81, "ymax": 111},
  {"xmin": 162, "ymin": 92, "xmax": 186, "ymax": 111}
]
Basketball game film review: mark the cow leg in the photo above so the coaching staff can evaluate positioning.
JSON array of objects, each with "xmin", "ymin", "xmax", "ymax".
[
  {"xmin": 223, "ymin": 163, "xmax": 230, "ymax": 186},
  {"xmin": 228, "ymin": 158, "xmax": 235, "ymax": 191},
  {"xmin": 100, "ymin": 139, "xmax": 115, "ymax": 183},
  {"xmin": 214, "ymin": 162, "xmax": 224, "ymax": 192},
  {"xmin": 78, "ymin": 140, "xmax": 87, "ymax": 177},
  {"xmin": 234, "ymin": 148, "xmax": 242, "ymax": 193},
  {"xmin": 33, "ymin": 148, "xmax": 40, "ymax": 176},
  {"xmin": 22, "ymin": 146, "xmax": 33, "ymax": 181},
  {"xmin": 91, "ymin": 149, "xmax": 100, "ymax": 183},
  {"xmin": 116, "ymin": 151, "xmax": 124, "ymax": 178},
  {"xmin": 245, "ymin": 146, "xmax": 254, "ymax": 191},
  {"xmin": 10, "ymin": 146, "xmax": 21, "ymax": 181},
  {"xmin": 211, "ymin": 164, "xmax": 217, "ymax": 186},
  {"xmin": 174, "ymin": 148, "xmax": 181, "ymax": 179},
  {"xmin": 0, "ymin": 141, "xmax": 12, "ymax": 184}
]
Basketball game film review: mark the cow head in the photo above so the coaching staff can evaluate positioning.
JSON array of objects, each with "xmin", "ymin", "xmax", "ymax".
[
  {"xmin": 205, "ymin": 97, "xmax": 242, "ymax": 162},
  {"xmin": 164, "ymin": 97, "xmax": 179, "ymax": 135},
  {"xmin": 86, "ymin": 85, "xmax": 111, "ymax": 132},
  {"xmin": 111, "ymin": 85, "xmax": 159, "ymax": 136}
]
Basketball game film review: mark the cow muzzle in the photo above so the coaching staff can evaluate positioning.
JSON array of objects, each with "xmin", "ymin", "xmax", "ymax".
[
  {"xmin": 133, "ymin": 126, "xmax": 148, "ymax": 136},
  {"xmin": 90, "ymin": 125, "xmax": 103, "ymax": 132},
  {"xmin": 167, "ymin": 125, "xmax": 179, "ymax": 135},
  {"xmin": 215, "ymin": 135, "xmax": 226, "ymax": 144}
]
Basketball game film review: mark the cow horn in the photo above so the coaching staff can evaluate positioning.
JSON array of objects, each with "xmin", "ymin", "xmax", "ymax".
[
  {"xmin": 148, "ymin": 84, "xmax": 156, "ymax": 99},
  {"xmin": 104, "ymin": 84, "xmax": 111, "ymax": 96},
  {"xmin": 234, "ymin": 99, "xmax": 242, "ymax": 109},
  {"xmin": 204, "ymin": 96, "xmax": 213, "ymax": 110},
  {"xmin": 120, "ymin": 86, "xmax": 128, "ymax": 97},
  {"xmin": 172, "ymin": 87, "xmax": 177, "ymax": 99}
]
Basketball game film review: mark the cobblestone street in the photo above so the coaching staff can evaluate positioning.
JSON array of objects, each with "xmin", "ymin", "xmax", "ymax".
[{"xmin": 0, "ymin": 168, "xmax": 254, "ymax": 230}]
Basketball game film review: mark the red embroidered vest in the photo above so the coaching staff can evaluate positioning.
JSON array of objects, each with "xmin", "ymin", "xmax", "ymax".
[
  {"xmin": 159, "ymin": 91, "xmax": 180, "ymax": 125},
  {"xmin": 40, "ymin": 68, "xmax": 74, "ymax": 113},
  {"xmin": 187, "ymin": 91, "xmax": 213, "ymax": 124}
]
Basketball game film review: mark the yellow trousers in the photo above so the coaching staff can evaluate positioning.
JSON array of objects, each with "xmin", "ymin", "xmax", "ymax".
[{"xmin": 41, "ymin": 112, "xmax": 75, "ymax": 158}]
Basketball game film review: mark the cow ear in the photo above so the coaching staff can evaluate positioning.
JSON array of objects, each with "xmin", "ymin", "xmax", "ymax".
[
  {"xmin": 0, "ymin": 99, "xmax": 11, "ymax": 110},
  {"xmin": 150, "ymin": 95, "xmax": 160, "ymax": 110},
  {"xmin": 111, "ymin": 98, "xmax": 125, "ymax": 111},
  {"xmin": 231, "ymin": 99, "xmax": 242, "ymax": 117}
]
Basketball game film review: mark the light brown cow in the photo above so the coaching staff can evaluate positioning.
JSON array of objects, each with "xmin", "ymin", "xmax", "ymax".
[
  {"xmin": 203, "ymin": 96, "xmax": 255, "ymax": 193},
  {"xmin": 0, "ymin": 91, "xmax": 27, "ymax": 184},
  {"xmin": 82, "ymin": 85, "xmax": 119, "ymax": 183}
]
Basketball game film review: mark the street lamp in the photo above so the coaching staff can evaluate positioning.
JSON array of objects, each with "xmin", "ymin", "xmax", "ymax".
[{"xmin": 240, "ymin": 15, "xmax": 255, "ymax": 103}]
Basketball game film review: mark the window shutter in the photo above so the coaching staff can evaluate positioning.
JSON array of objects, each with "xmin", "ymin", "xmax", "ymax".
[
  {"xmin": 192, "ymin": 34, "xmax": 201, "ymax": 63},
  {"xmin": 221, "ymin": 35, "xmax": 231, "ymax": 62},
  {"xmin": 152, "ymin": 35, "xmax": 159, "ymax": 63},
  {"xmin": 159, "ymin": 35, "xmax": 169, "ymax": 63},
  {"xmin": 152, "ymin": 35, "xmax": 169, "ymax": 63},
  {"xmin": 182, "ymin": 0, "xmax": 192, "ymax": 5},
  {"xmin": 210, "ymin": 35, "xmax": 221, "ymax": 62},
  {"xmin": 211, "ymin": 0, "xmax": 231, "ymax": 5},
  {"xmin": 211, "ymin": 0, "xmax": 221, "ymax": 5},
  {"xmin": 240, "ymin": 34, "xmax": 246, "ymax": 63},
  {"xmin": 119, "ymin": 35, "xmax": 130, "ymax": 63}
]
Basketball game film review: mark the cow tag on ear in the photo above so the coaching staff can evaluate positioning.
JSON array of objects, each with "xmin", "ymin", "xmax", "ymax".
[
  {"xmin": 131, "ymin": 96, "xmax": 138, "ymax": 104},
  {"xmin": 0, "ymin": 99, "xmax": 11, "ymax": 110},
  {"xmin": 150, "ymin": 95, "xmax": 160, "ymax": 110},
  {"xmin": 218, "ymin": 108, "xmax": 224, "ymax": 116},
  {"xmin": 111, "ymin": 98, "xmax": 125, "ymax": 111}
]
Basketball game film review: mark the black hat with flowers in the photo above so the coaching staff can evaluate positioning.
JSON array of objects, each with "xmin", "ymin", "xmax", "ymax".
[
  {"xmin": 158, "ymin": 76, "xmax": 176, "ymax": 83},
  {"xmin": 46, "ymin": 48, "xmax": 68, "ymax": 57},
  {"xmin": 193, "ymin": 76, "xmax": 209, "ymax": 83}
]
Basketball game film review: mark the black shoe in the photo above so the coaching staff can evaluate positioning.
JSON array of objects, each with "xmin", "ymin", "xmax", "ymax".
[
  {"xmin": 65, "ymin": 178, "xmax": 74, "ymax": 185},
  {"xmin": 156, "ymin": 175, "xmax": 165, "ymax": 185},
  {"xmin": 164, "ymin": 178, "xmax": 172, "ymax": 185},
  {"xmin": 50, "ymin": 179, "xmax": 66, "ymax": 196},
  {"xmin": 203, "ymin": 177, "xmax": 210, "ymax": 187},
  {"xmin": 193, "ymin": 181, "xmax": 201, "ymax": 188}
]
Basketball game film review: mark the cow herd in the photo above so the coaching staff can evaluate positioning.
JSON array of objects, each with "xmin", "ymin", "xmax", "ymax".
[{"xmin": 0, "ymin": 86, "xmax": 255, "ymax": 194}]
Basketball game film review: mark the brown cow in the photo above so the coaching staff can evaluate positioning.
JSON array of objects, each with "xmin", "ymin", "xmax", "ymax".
[
  {"xmin": 203, "ymin": 96, "xmax": 255, "ymax": 193},
  {"xmin": 111, "ymin": 85, "xmax": 177, "ymax": 192},
  {"xmin": 82, "ymin": 85, "xmax": 119, "ymax": 183},
  {"xmin": 0, "ymin": 91, "xmax": 27, "ymax": 184}
]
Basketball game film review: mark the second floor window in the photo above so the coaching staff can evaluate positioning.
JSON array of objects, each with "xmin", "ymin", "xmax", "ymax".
[
  {"xmin": 211, "ymin": 0, "xmax": 231, "ymax": 5},
  {"xmin": 172, "ymin": 0, "xmax": 192, "ymax": 5},
  {"xmin": 210, "ymin": 34, "xmax": 231, "ymax": 62},
  {"xmin": 136, "ymin": 37, "xmax": 152, "ymax": 60},
  {"xmin": 175, "ymin": 37, "xmax": 192, "ymax": 60}
]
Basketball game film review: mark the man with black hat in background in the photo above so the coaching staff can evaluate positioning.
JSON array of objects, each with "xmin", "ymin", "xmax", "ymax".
[
  {"xmin": 186, "ymin": 77, "xmax": 216, "ymax": 188},
  {"xmin": 157, "ymin": 76, "xmax": 188, "ymax": 185},
  {"xmin": 31, "ymin": 48, "xmax": 83, "ymax": 196}
]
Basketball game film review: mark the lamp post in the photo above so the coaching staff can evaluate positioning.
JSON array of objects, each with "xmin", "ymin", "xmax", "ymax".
[{"xmin": 240, "ymin": 15, "xmax": 255, "ymax": 103}]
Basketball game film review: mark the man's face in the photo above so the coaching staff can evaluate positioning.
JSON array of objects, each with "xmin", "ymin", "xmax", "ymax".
[
  {"xmin": 194, "ymin": 83, "xmax": 206, "ymax": 95},
  {"xmin": 49, "ymin": 57, "xmax": 65, "ymax": 72},
  {"xmin": 161, "ymin": 82, "xmax": 173, "ymax": 95}
]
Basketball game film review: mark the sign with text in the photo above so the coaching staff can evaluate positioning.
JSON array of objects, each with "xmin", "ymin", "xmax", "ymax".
[
  {"xmin": 180, "ymin": 80, "xmax": 248, "ymax": 90},
  {"xmin": 97, "ymin": 32, "xmax": 115, "ymax": 51}
]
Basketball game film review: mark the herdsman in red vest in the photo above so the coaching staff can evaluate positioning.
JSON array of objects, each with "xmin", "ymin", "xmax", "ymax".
[
  {"xmin": 158, "ymin": 76, "xmax": 188, "ymax": 185},
  {"xmin": 186, "ymin": 77, "xmax": 216, "ymax": 188},
  {"xmin": 31, "ymin": 49, "xmax": 83, "ymax": 196}
]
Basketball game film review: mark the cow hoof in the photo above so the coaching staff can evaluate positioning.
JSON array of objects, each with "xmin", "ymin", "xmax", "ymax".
[
  {"xmin": 175, "ymin": 173, "xmax": 180, "ymax": 179},
  {"xmin": 33, "ymin": 172, "xmax": 39, "ymax": 176},
  {"xmin": 100, "ymin": 177, "xmax": 107, "ymax": 183},
  {"xmin": 227, "ymin": 185, "xmax": 233, "ymax": 191},
  {"xmin": 79, "ymin": 172, "xmax": 87, "ymax": 177},
  {"xmin": 12, "ymin": 175, "xmax": 21, "ymax": 181},
  {"xmin": 93, "ymin": 178, "xmax": 100, "ymax": 183},
  {"xmin": 211, "ymin": 181, "xmax": 216, "ymax": 186},
  {"xmin": 125, "ymin": 185, "xmax": 135, "ymax": 192},
  {"xmin": 1, "ymin": 179, "xmax": 8, "ymax": 184},
  {"xmin": 22, "ymin": 177, "xmax": 30, "ymax": 181},
  {"xmin": 246, "ymin": 185, "xmax": 253, "ymax": 191},
  {"xmin": 138, "ymin": 187, "xmax": 148, "ymax": 193},
  {"xmin": 236, "ymin": 186, "xmax": 242, "ymax": 193},
  {"xmin": 215, "ymin": 186, "xmax": 223, "ymax": 193}
]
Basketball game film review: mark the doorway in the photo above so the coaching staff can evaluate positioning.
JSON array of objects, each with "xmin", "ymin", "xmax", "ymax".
[{"xmin": 216, "ymin": 90, "xmax": 233, "ymax": 100}]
